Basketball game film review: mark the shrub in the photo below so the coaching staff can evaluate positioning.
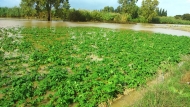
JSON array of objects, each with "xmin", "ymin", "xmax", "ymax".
[
  {"xmin": 114, "ymin": 13, "xmax": 132, "ymax": 23},
  {"xmin": 152, "ymin": 16, "xmax": 190, "ymax": 25},
  {"xmin": 90, "ymin": 10, "xmax": 103, "ymax": 21},
  {"xmin": 101, "ymin": 12, "xmax": 116, "ymax": 22}
]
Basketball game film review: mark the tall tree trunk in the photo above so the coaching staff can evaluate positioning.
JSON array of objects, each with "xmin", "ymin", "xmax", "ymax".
[
  {"xmin": 48, "ymin": 9, "xmax": 51, "ymax": 21},
  {"xmin": 47, "ymin": 2, "xmax": 51, "ymax": 21}
]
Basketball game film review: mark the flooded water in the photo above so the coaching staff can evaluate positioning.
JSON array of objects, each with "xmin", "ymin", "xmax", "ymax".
[{"xmin": 0, "ymin": 18, "xmax": 190, "ymax": 37}]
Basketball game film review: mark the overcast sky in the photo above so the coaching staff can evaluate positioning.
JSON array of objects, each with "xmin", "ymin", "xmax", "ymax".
[{"xmin": 0, "ymin": 0, "xmax": 190, "ymax": 16}]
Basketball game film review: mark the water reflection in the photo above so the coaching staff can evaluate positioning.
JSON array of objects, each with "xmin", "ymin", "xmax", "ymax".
[{"xmin": 0, "ymin": 18, "xmax": 190, "ymax": 36}]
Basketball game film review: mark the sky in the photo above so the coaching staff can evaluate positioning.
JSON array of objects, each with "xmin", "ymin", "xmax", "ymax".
[{"xmin": 0, "ymin": 0, "xmax": 190, "ymax": 16}]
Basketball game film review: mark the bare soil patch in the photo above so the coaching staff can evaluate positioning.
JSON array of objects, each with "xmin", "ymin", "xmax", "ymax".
[
  {"xmin": 181, "ymin": 72, "xmax": 190, "ymax": 85},
  {"xmin": 87, "ymin": 54, "xmax": 103, "ymax": 62}
]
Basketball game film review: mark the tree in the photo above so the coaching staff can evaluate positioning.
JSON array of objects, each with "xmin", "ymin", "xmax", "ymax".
[
  {"xmin": 20, "ymin": 0, "xmax": 70, "ymax": 21},
  {"xmin": 11, "ymin": 6, "xmax": 22, "ymax": 17},
  {"xmin": 182, "ymin": 13, "xmax": 190, "ymax": 21},
  {"xmin": 54, "ymin": 1, "xmax": 70, "ymax": 20},
  {"xmin": 165, "ymin": 10, "xmax": 167, "ymax": 16},
  {"xmin": 139, "ymin": 0, "xmax": 159, "ymax": 22},
  {"xmin": 156, "ymin": 8, "xmax": 160, "ymax": 16},
  {"xmin": 115, "ymin": 6, "xmax": 122, "ymax": 13},
  {"xmin": 20, "ymin": 0, "xmax": 36, "ymax": 18},
  {"xmin": 118, "ymin": 0, "xmax": 139, "ymax": 18},
  {"xmin": 101, "ymin": 6, "xmax": 115, "ymax": 13},
  {"xmin": 161, "ymin": 9, "xmax": 167, "ymax": 16},
  {"xmin": 174, "ymin": 15, "xmax": 182, "ymax": 19},
  {"xmin": 0, "ymin": 7, "xmax": 23, "ymax": 17},
  {"xmin": 0, "ymin": 7, "xmax": 9, "ymax": 17},
  {"xmin": 156, "ymin": 8, "xmax": 167, "ymax": 17}
]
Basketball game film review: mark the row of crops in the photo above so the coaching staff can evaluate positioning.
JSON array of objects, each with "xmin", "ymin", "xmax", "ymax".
[{"xmin": 0, "ymin": 27, "xmax": 190, "ymax": 106}]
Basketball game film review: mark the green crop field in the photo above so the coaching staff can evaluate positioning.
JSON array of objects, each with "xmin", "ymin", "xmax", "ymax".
[{"xmin": 0, "ymin": 27, "xmax": 190, "ymax": 107}]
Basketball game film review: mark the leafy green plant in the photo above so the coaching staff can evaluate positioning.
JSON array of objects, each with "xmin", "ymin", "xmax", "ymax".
[{"xmin": 1, "ymin": 27, "xmax": 190, "ymax": 107}]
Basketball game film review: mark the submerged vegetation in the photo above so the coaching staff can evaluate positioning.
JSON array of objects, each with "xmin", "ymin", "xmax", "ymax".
[{"xmin": 0, "ymin": 27, "xmax": 190, "ymax": 106}]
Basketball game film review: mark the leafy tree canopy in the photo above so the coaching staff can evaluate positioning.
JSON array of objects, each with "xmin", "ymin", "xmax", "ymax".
[
  {"xmin": 140, "ymin": 0, "xmax": 159, "ymax": 22},
  {"xmin": 20, "ymin": 0, "xmax": 70, "ymax": 21},
  {"xmin": 101, "ymin": 6, "xmax": 115, "ymax": 13},
  {"xmin": 118, "ymin": 0, "xmax": 139, "ymax": 18}
]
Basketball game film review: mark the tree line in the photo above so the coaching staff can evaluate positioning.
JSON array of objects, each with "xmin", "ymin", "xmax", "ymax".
[
  {"xmin": 4, "ymin": 0, "xmax": 189, "ymax": 24},
  {"xmin": 175, "ymin": 14, "xmax": 190, "ymax": 21},
  {"xmin": 0, "ymin": 7, "xmax": 23, "ymax": 17}
]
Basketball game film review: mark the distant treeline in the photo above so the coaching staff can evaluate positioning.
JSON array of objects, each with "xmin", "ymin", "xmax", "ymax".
[
  {"xmin": 175, "ymin": 14, "xmax": 190, "ymax": 21},
  {"xmin": 0, "ymin": 7, "xmax": 23, "ymax": 17},
  {"xmin": 0, "ymin": 0, "xmax": 190, "ymax": 25},
  {"xmin": 0, "ymin": 6, "xmax": 167, "ymax": 24}
]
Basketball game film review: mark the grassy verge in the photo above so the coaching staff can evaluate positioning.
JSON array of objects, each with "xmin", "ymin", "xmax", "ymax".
[{"xmin": 133, "ymin": 55, "xmax": 190, "ymax": 107}]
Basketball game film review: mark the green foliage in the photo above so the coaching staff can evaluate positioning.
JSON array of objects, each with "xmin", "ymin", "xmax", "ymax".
[
  {"xmin": 156, "ymin": 8, "xmax": 167, "ymax": 17},
  {"xmin": 115, "ymin": 6, "xmax": 122, "ymax": 13},
  {"xmin": 102, "ymin": 12, "xmax": 117, "ymax": 22},
  {"xmin": 174, "ymin": 15, "xmax": 182, "ymax": 19},
  {"xmin": 68, "ymin": 9, "xmax": 92, "ymax": 22},
  {"xmin": 118, "ymin": 0, "xmax": 139, "ymax": 18},
  {"xmin": 133, "ymin": 56, "xmax": 190, "ymax": 107},
  {"xmin": 20, "ymin": 0, "xmax": 70, "ymax": 21},
  {"xmin": 0, "ymin": 50, "xmax": 3, "ymax": 65},
  {"xmin": 114, "ymin": 13, "xmax": 132, "ymax": 23},
  {"xmin": 139, "ymin": 0, "xmax": 159, "ymax": 22},
  {"xmin": 101, "ymin": 6, "xmax": 115, "ymax": 13},
  {"xmin": 152, "ymin": 16, "xmax": 190, "ymax": 24},
  {"xmin": 1, "ymin": 27, "xmax": 190, "ymax": 106},
  {"xmin": 131, "ymin": 16, "xmax": 147, "ymax": 23},
  {"xmin": 0, "ymin": 7, "xmax": 24, "ymax": 17},
  {"xmin": 90, "ymin": 10, "xmax": 103, "ymax": 22},
  {"xmin": 174, "ymin": 14, "xmax": 190, "ymax": 21},
  {"xmin": 54, "ymin": 1, "xmax": 70, "ymax": 20},
  {"xmin": 182, "ymin": 13, "xmax": 190, "ymax": 21},
  {"xmin": 66, "ymin": 9, "xmax": 132, "ymax": 23},
  {"xmin": 20, "ymin": 0, "xmax": 37, "ymax": 18},
  {"xmin": 1, "ymin": 0, "xmax": 190, "ymax": 25}
]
